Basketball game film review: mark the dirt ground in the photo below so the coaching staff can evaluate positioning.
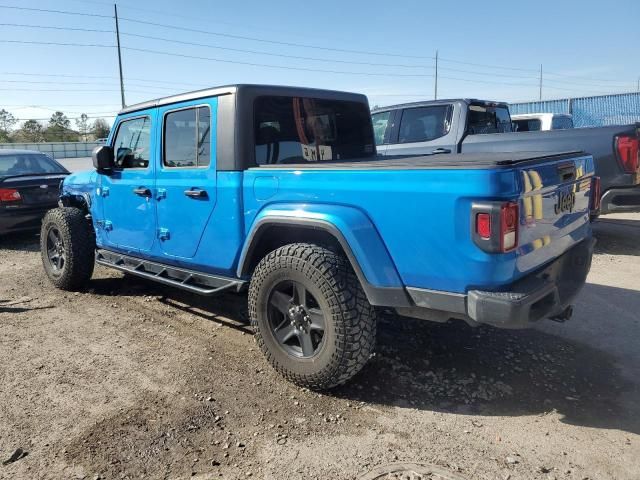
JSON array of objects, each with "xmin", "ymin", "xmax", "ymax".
[{"xmin": 1, "ymin": 213, "xmax": 639, "ymax": 480}]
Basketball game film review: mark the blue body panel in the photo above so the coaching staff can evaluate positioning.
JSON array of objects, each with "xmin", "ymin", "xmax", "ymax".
[{"xmin": 62, "ymin": 98, "xmax": 595, "ymax": 300}]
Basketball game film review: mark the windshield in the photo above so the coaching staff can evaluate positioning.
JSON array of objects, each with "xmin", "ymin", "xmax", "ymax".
[
  {"xmin": 254, "ymin": 96, "xmax": 375, "ymax": 165},
  {"xmin": 0, "ymin": 153, "xmax": 67, "ymax": 177},
  {"xmin": 467, "ymin": 104, "xmax": 513, "ymax": 134}
]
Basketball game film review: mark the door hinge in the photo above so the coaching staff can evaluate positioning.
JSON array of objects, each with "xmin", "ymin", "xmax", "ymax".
[
  {"xmin": 158, "ymin": 228, "xmax": 170, "ymax": 241},
  {"xmin": 103, "ymin": 220, "xmax": 113, "ymax": 231},
  {"xmin": 100, "ymin": 186, "xmax": 110, "ymax": 197},
  {"xmin": 157, "ymin": 188, "xmax": 167, "ymax": 200}
]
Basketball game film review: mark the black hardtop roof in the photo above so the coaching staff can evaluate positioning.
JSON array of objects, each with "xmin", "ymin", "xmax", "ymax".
[
  {"xmin": 371, "ymin": 98, "xmax": 509, "ymax": 113},
  {"xmin": 119, "ymin": 84, "xmax": 369, "ymax": 115}
]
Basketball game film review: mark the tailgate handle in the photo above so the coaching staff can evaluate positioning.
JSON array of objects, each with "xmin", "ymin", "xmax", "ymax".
[{"xmin": 557, "ymin": 162, "xmax": 576, "ymax": 182}]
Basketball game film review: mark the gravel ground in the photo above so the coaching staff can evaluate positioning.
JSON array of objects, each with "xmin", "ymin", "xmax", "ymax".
[{"xmin": 0, "ymin": 213, "xmax": 638, "ymax": 480}]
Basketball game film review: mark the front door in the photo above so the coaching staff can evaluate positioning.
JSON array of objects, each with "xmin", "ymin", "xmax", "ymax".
[
  {"xmin": 155, "ymin": 100, "xmax": 218, "ymax": 259},
  {"xmin": 101, "ymin": 113, "xmax": 157, "ymax": 253}
]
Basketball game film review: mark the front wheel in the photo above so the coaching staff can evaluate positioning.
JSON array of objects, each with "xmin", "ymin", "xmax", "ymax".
[
  {"xmin": 248, "ymin": 243, "xmax": 377, "ymax": 390},
  {"xmin": 40, "ymin": 207, "xmax": 95, "ymax": 291}
]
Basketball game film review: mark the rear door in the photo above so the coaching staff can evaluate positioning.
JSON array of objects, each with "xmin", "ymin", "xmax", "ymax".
[
  {"xmin": 385, "ymin": 104, "xmax": 457, "ymax": 156},
  {"xmin": 155, "ymin": 99, "xmax": 217, "ymax": 259}
]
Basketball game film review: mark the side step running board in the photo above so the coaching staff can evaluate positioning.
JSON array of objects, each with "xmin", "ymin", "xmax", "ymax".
[{"xmin": 95, "ymin": 249, "xmax": 245, "ymax": 296}]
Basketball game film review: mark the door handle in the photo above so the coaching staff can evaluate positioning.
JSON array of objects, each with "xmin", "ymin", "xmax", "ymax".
[
  {"xmin": 133, "ymin": 187, "xmax": 152, "ymax": 197},
  {"xmin": 184, "ymin": 188, "xmax": 208, "ymax": 199},
  {"xmin": 431, "ymin": 148, "xmax": 451, "ymax": 154}
]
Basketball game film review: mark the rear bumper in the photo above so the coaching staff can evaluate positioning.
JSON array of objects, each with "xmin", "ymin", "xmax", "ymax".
[
  {"xmin": 405, "ymin": 238, "xmax": 595, "ymax": 329},
  {"xmin": 600, "ymin": 185, "xmax": 640, "ymax": 214}
]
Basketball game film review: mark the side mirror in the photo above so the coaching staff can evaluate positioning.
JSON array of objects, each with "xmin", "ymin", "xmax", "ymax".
[{"xmin": 92, "ymin": 145, "xmax": 114, "ymax": 171}]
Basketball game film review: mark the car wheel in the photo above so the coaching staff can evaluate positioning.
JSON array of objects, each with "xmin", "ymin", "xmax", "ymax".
[
  {"xmin": 41, "ymin": 207, "xmax": 95, "ymax": 291},
  {"xmin": 248, "ymin": 243, "xmax": 376, "ymax": 390}
]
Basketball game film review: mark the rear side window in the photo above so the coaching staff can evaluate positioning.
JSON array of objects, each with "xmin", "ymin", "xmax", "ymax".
[
  {"xmin": 113, "ymin": 116, "xmax": 151, "ymax": 169},
  {"xmin": 164, "ymin": 106, "xmax": 211, "ymax": 168},
  {"xmin": 398, "ymin": 105, "xmax": 452, "ymax": 143},
  {"xmin": 371, "ymin": 111, "xmax": 392, "ymax": 145},
  {"xmin": 513, "ymin": 119, "xmax": 541, "ymax": 132},
  {"xmin": 254, "ymin": 96, "xmax": 375, "ymax": 165},
  {"xmin": 0, "ymin": 154, "xmax": 66, "ymax": 176},
  {"xmin": 467, "ymin": 104, "xmax": 512, "ymax": 134},
  {"xmin": 552, "ymin": 116, "xmax": 573, "ymax": 130}
]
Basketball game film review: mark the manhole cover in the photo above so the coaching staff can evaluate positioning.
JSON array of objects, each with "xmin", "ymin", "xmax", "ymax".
[{"xmin": 359, "ymin": 463, "xmax": 469, "ymax": 480}]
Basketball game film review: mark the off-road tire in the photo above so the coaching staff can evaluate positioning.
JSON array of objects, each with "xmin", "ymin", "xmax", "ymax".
[
  {"xmin": 41, "ymin": 207, "xmax": 95, "ymax": 291},
  {"xmin": 248, "ymin": 243, "xmax": 377, "ymax": 390}
]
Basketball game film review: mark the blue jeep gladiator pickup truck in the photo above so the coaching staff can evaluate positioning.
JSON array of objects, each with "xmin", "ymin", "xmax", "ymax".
[{"xmin": 41, "ymin": 85, "xmax": 597, "ymax": 389}]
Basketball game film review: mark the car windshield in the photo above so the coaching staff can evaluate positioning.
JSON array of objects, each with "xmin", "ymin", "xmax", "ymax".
[
  {"xmin": 254, "ymin": 96, "xmax": 375, "ymax": 165},
  {"xmin": 0, "ymin": 153, "xmax": 67, "ymax": 177}
]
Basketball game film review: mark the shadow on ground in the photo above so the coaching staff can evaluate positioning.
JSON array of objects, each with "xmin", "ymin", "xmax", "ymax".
[
  {"xmin": 84, "ymin": 272, "xmax": 640, "ymax": 436},
  {"xmin": 593, "ymin": 217, "xmax": 640, "ymax": 256},
  {"xmin": 0, "ymin": 231, "xmax": 40, "ymax": 253}
]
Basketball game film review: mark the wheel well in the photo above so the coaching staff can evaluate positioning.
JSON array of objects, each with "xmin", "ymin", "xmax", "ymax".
[
  {"xmin": 60, "ymin": 194, "xmax": 90, "ymax": 215},
  {"xmin": 241, "ymin": 224, "xmax": 347, "ymax": 277}
]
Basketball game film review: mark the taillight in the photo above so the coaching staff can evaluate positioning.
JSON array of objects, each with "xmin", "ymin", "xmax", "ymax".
[
  {"xmin": 0, "ymin": 188, "xmax": 21, "ymax": 203},
  {"xmin": 500, "ymin": 202, "xmax": 518, "ymax": 252},
  {"xmin": 616, "ymin": 135, "xmax": 639, "ymax": 174},
  {"xmin": 472, "ymin": 201, "xmax": 519, "ymax": 253},
  {"xmin": 590, "ymin": 176, "xmax": 601, "ymax": 213}
]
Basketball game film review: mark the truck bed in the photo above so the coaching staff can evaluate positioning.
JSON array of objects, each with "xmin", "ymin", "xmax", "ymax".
[{"xmin": 253, "ymin": 151, "xmax": 584, "ymax": 170}]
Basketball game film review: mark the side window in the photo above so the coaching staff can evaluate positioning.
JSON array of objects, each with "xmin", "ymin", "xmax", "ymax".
[
  {"xmin": 467, "ymin": 105, "xmax": 513, "ymax": 134},
  {"xmin": 552, "ymin": 116, "xmax": 573, "ymax": 130},
  {"xmin": 398, "ymin": 106, "xmax": 451, "ymax": 144},
  {"xmin": 371, "ymin": 111, "xmax": 391, "ymax": 145},
  {"xmin": 164, "ymin": 106, "xmax": 211, "ymax": 168},
  {"xmin": 513, "ymin": 119, "xmax": 541, "ymax": 132},
  {"xmin": 112, "ymin": 116, "xmax": 151, "ymax": 169}
]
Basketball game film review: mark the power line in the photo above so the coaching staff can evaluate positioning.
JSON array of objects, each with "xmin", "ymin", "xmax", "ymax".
[
  {"xmin": 0, "ymin": 39, "xmax": 114, "ymax": 48},
  {"xmin": 0, "ymin": 22, "xmax": 113, "ymax": 33},
  {"xmin": 4, "ymin": 22, "xmax": 634, "ymax": 89},
  {"xmin": 0, "ymin": 4, "xmax": 111, "ymax": 18},
  {"xmin": 120, "ymin": 32, "xmax": 435, "ymax": 69},
  {"xmin": 0, "ymin": 71, "xmax": 212, "ymax": 89},
  {"xmin": 118, "ymin": 16, "xmax": 437, "ymax": 60},
  {"xmin": 121, "ymin": 46, "xmax": 435, "ymax": 78},
  {"xmin": 11, "ymin": 115, "xmax": 115, "ymax": 121}
]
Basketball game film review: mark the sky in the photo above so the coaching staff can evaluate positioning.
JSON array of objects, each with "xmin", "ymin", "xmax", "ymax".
[{"xmin": 1, "ymin": 0, "xmax": 639, "ymax": 128}]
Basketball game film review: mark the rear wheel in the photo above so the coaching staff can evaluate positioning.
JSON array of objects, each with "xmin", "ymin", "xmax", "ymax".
[
  {"xmin": 248, "ymin": 243, "xmax": 376, "ymax": 390},
  {"xmin": 40, "ymin": 207, "xmax": 95, "ymax": 291}
]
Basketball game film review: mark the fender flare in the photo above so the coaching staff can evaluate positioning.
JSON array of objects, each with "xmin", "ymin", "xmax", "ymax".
[{"xmin": 237, "ymin": 204, "xmax": 411, "ymax": 307}]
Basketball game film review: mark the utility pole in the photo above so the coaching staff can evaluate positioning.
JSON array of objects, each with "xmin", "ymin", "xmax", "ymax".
[
  {"xmin": 114, "ymin": 4, "xmax": 126, "ymax": 108},
  {"xmin": 539, "ymin": 64, "xmax": 543, "ymax": 101},
  {"xmin": 434, "ymin": 50, "xmax": 438, "ymax": 100},
  {"xmin": 637, "ymin": 76, "xmax": 639, "ymax": 93}
]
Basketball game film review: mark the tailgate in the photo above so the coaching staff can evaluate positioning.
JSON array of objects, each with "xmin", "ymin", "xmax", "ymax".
[{"xmin": 515, "ymin": 152, "xmax": 594, "ymax": 275}]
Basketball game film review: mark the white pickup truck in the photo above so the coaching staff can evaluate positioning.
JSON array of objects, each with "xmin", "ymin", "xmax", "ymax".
[{"xmin": 512, "ymin": 113, "xmax": 574, "ymax": 131}]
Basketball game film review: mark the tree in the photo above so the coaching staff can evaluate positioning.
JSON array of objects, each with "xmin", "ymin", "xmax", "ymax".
[
  {"xmin": 0, "ymin": 109, "xmax": 17, "ymax": 142},
  {"xmin": 46, "ymin": 111, "xmax": 74, "ymax": 142},
  {"xmin": 91, "ymin": 118, "xmax": 111, "ymax": 139},
  {"xmin": 75, "ymin": 113, "xmax": 90, "ymax": 142},
  {"xmin": 16, "ymin": 120, "xmax": 45, "ymax": 143}
]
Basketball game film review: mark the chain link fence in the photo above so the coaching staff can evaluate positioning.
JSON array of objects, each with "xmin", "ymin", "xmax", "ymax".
[
  {"xmin": 0, "ymin": 141, "xmax": 101, "ymax": 159},
  {"xmin": 509, "ymin": 92, "xmax": 640, "ymax": 128}
]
